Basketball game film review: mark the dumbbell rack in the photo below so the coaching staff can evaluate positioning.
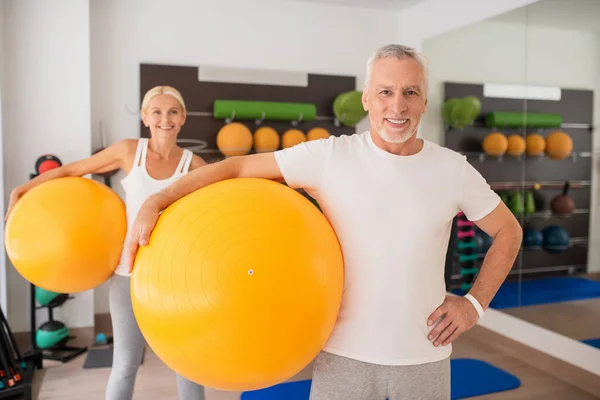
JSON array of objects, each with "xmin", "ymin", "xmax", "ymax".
[{"xmin": 0, "ymin": 306, "xmax": 42, "ymax": 400}]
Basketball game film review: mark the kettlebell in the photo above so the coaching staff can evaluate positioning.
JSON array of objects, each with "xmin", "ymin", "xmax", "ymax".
[
  {"xmin": 525, "ymin": 191, "xmax": 536, "ymax": 215},
  {"xmin": 550, "ymin": 182, "xmax": 575, "ymax": 216},
  {"xmin": 532, "ymin": 183, "xmax": 546, "ymax": 211},
  {"xmin": 509, "ymin": 191, "xmax": 525, "ymax": 215}
]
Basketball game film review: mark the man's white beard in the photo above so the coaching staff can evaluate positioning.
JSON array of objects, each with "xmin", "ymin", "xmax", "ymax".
[{"xmin": 377, "ymin": 126, "xmax": 414, "ymax": 144}]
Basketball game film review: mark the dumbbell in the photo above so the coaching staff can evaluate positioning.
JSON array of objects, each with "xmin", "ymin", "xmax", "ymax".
[
  {"xmin": 30, "ymin": 154, "xmax": 62, "ymax": 179},
  {"xmin": 457, "ymin": 230, "xmax": 475, "ymax": 239},
  {"xmin": 457, "ymin": 220, "xmax": 474, "ymax": 228}
]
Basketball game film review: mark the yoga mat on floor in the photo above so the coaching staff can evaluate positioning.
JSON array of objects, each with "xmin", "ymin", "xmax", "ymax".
[
  {"xmin": 489, "ymin": 277, "xmax": 600, "ymax": 309},
  {"xmin": 82, "ymin": 347, "xmax": 145, "ymax": 369},
  {"xmin": 582, "ymin": 338, "xmax": 600, "ymax": 349},
  {"xmin": 240, "ymin": 358, "xmax": 520, "ymax": 400}
]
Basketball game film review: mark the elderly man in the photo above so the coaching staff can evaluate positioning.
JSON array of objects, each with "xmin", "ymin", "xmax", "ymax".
[{"xmin": 125, "ymin": 44, "xmax": 522, "ymax": 399}]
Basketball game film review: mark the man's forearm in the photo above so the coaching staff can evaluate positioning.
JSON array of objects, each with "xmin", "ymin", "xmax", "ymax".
[
  {"xmin": 150, "ymin": 158, "xmax": 240, "ymax": 211},
  {"xmin": 468, "ymin": 224, "xmax": 522, "ymax": 310}
]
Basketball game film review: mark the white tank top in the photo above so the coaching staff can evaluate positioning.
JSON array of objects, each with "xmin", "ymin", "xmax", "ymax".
[{"xmin": 113, "ymin": 138, "xmax": 193, "ymax": 276}]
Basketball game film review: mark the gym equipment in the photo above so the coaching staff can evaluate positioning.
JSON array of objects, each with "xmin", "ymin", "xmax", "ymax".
[
  {"xmin": 5, "ymin": 177, "xmax": 127, "ymax": 293},
  {"xmin": 473, "ymin": 228, "xmax": 493, "ymax": 254},
  {"xmin": 253, "ymin": 126, "xmax": 280, "ymax": 153},
  {"xmin": 524, "ymin": 191, "xmax": 535, "ymax": 215},
  {"xmin": 550, "ymin": 182, "xmax": 575, "ymax": 216},
  {"xmin": 506, "ymin": 134, "xmax": 526, "ymax": 157},
  {"xmin": 0, "ymin": 306, "xmax": 42, "ymax": 400},
  {"xmin": 216, "ymin": 123, "xmax": 253, "ymax": 156},
  {"xmin": 31, "ymin": 286, "xmax": 87, "ymax": 363},
  {"xmin": 443, "ymin": 96, "xmax": 481, "ymax": 129},
  {"xmin": 582, "ymin": 338, "xmax": 600, "ymax": 349},
  {"xmin": 281, "ymin": 129, "xmax": 307, "ymax": 149},
  {"xmin": 306, "ymin": 127, "xmax": 331, "ymax": 141},
  {"xmin": 545, "ymin": 131, "xmax": 573, "ymax": 160},
  {"xmin": 525, "ymin": 134, "xmax": 546, "ymax": 156},
  {"xmin": 213, "ymin": 100, "xmax": 317, "ymax": 122},
  {"xmin": 532, "ymin": 184, "xmax": 546, "ymax": 211},
  {"xmin": 453, "ymin": 212, "xmax": 478, "ymax": 295},
  {"xmin": 508, "ymin": 191, "xmax": 525, "ymax": 215},
  {"xmin": 481, "ymin": 132, "xmax": 508, "ymax": 156},
  {"xmin": 457, "ymin": 230, "xmax": 474, "ymax": 239},
  {"xmin": 33, "ymin": 155, "xmax": 62, "ymax": 177},
  {"xmin": 240, "ymin": 358, "xmax": 520, "ymax": 400},
  {"xmin": 83, "ymin": 347, "xmax": 144, "ymax": 369},
  {"xmin": 130, "ymin": 178, "xmax": 344, "ymax": 391},
  {"xmin": 523, "ymin": 228, "xmax": 543, "ymax": 250},
  {"xmin": 34, "ymin": 287, "xmax": 68, "ymax": 308},
  {"xmin": 485, "ymin": 111, "xmax": 562, "ymax": 128},
  {"xmin": 333, "ymin": 91, "xmax": 367, "ymax": 127},
  {"xmin": 542, "ymin": 225, "xmax": 570, "ymax": 253},
  {"xmin": 490, "ymin": 277, "xmax": 600, "ymax": 309}
]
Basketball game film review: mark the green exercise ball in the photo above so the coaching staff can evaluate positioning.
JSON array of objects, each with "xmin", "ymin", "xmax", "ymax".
[{"xmin": 36, "ymin": 321, "xmax": 69, "ymax": 349}]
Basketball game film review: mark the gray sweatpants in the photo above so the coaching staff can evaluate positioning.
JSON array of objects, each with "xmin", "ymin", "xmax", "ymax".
[
  {"xmin": 309, "ymin": 351, "xmax": 450, "ymax": 400},
  {"xmin": 105, "ymin": 275, "xmax": 205, "ymax": 400}
]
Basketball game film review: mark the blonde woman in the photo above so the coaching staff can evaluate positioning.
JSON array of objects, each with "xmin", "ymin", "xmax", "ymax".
[{"xmin": 7, "ymin": 86, "xmax": 208, "ymax": 400}]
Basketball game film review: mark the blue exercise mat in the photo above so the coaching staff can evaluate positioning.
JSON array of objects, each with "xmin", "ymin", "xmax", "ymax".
[
  {"xmin": 241, "ymin": 358, "xmax": 520, "ymax": 400},
  {"xmin": 489, "ymin": 277, "xmax": 600, "ymax": 309},
  {"xmin": 583, "ymin": 338, "xmax": 600, "ymax": 349}
]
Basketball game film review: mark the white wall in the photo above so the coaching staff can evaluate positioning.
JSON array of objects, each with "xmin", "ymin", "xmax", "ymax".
[
  {"xmin": 422, "ymin": 20, "xmax": 600, "ymax": 271},
  {"xmin": 3, "ymin": 0, "xmax": 94, "ymax": 332},
  {"xmin": 89, "ymin": 0, "xmax": 398, "ymax": 313}
]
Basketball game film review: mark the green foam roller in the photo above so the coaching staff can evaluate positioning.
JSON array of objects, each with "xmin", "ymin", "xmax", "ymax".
[
  {"xmin": 460, "ymin": 267, "xmax": 479, "ymax": 276},
  {"xmin": 459, "ymin": 254, "xmax": 479, "ymax": 263},
  {"xmin": 213, "ymin": 100, "xmax": 317, "ymax": 121},
  {"xmin": 457, "ymin": 240, "xmax": 477, "ymax": 250},
  {"xmin": 485, "ymin": 112, "xmax": 562, "ymax": 128}
]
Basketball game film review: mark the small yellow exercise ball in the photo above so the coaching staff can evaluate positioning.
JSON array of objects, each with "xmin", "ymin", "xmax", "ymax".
[
  {"xmin": 253, "ymin": 126, "xmax": 280, "ymax": 153},
  {"xmin": 216, "ymin": 123, "xmax": 253, "ymax": 156},
  {"xmin": 545, "ymin": 131, "xmax": 573, "ymax": 160},
  {"xmin": 526, "ymin": 134, "xmax": 546, "ymax": 156},
  {"xmin": 131, "ymin": 178, "xmax": 344, "ymax": 391},
  {"xmin": 281, "ymin": 129, "xmax": 307, "ymax": 149},
  {"xmin": 506, "ymin": 134, "xmax": 526, "ymax": 157},
  {"xmin": 482, "ymin": 132, "xmax": 508, "ymax": 156},
  {"xmin": 5, "ymin": 177, "xmax": 126, "ymax": 293},
  {"xmin": 307, "ymin": 127, "xmax": 331, "ymax": 141}
]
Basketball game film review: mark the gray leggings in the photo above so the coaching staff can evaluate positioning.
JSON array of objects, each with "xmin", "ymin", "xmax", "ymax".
[
  {"xmin": 309, "ymin": 351, "xmax": 450, "ymax": 400},
  {"xmin": 105, "ymin": 275, "xmax": 205, "ymax": 400}
]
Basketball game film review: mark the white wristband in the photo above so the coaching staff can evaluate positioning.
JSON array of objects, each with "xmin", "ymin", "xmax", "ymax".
[{"xmin": 464, "ymin": 293, "xmax": 485, "ymax": 318}]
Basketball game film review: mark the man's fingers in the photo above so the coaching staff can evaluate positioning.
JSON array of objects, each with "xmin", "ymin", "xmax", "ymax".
[
  {"xmin": 434, "ymin": 322, "xmax": 457, "ymax": 347},
  {"xmin": 427, "ymin": 303, "xmax": 448, "ymax": 327},
  {"xmin": 428, "ymin": 313, "xmax": 451, "ymax": 341},
  {"xmin": 442, "ymin": 326, "xmax": 462, "ymax": 346}
]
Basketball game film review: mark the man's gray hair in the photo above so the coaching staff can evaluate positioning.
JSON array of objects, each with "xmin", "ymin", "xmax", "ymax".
[{"xmin": 365, "ymin": 44, "xmax": 429, "ymax": 94}]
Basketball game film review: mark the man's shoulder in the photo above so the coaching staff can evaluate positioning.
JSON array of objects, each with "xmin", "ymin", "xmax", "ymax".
[{"xmin": 424, "ymin": 140, "xmax": 466, "ymax": 163}]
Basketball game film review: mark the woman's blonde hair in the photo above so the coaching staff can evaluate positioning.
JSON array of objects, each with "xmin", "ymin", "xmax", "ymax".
[{"xmin": 140, "ymin": 86, "xmax": 186, "ymax": 114}]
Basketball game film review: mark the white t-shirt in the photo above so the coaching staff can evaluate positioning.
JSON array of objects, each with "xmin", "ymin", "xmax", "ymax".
[{"xmin": 273, "ymin": 131, "xmax": 500, "ymax": 366}]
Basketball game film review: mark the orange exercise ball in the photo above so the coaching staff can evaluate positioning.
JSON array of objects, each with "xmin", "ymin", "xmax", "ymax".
[
  {"xmin": 526, "ymin": 133, "xmax": 546, "ymax": 156},
  {"xmin": 5, "ymin": 177, "xmax": 126, "ymax": 293},
  {"xmin": 253, "ymin": 126, "xmax": 280, "ymax": 152},
  {"xmin": 482, "ymin": 132, "xmax": 508, "ymax": 156},
  {"xmin": 281, "ymin": 129, "xmax": 307, "ymax": 149},
  {"xmin": 506, "ymin": 134, "xmax": 526, "ymax": 157},
  {"xmin": 131, "ymin": 178, "xmax": 344, "ymax": 391},
  {"xmin": 216, "ymin": 123, "xmax": 253, "ymax": 156},
  {"xmin": 307, "ymin": 127, "xmax": 331, "ymax": 141},
  {"xmin": 545, "ymin": 131, "xmax": 573, "ymax": 160}
]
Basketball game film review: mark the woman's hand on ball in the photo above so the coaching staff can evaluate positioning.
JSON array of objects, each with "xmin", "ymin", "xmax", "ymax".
[{"xmin": 126, "ymin": 199, "xmax": 160, "ymax": 273}]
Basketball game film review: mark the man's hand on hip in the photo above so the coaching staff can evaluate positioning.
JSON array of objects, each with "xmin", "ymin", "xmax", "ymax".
[{"xmin": 426, "ymin": 295, "xmax": 480, "ymax": 347}]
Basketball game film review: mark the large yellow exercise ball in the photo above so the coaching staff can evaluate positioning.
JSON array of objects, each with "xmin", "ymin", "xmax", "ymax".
[
  {"xmin": 5, "ymin": 177, "xmax": 126, "ymax": 293},
  {"xmin": 216, "ymin": 123, "xmax": 253, "ymax": 156},
  {"xmin": 545, "ymin": 131, "xmax": 573, "ymax": 160},
  {"xmin": 130, "ymin": 178, "xmax": 344, "ymax": 391}
]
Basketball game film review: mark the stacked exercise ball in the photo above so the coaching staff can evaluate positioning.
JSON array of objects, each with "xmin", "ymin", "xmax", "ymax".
[
  {"xmin": 4, "ymin": 177, "xmax": 127, "ymax": 293},
  {"xmin": 216, "ymin": 123, "xmax": 332, "ymax": 156},
  {"xmin": 542, "ymin": 226, "xmax": 570, "ymax": 253},
  {"xmin": 545, "ymin": 131, "xmax": 573, "ymax": 160},
  {"xmin": 130, "ymin": 178, "xmax": 344, "ymax": 391},
  {"xmin": 443, "ymin": 96, "xmax": 481, "ymax": 129},
  {"xmin": 525, "ymin": 134, "xmax": 546, "ymax": 156},
  {"xmin": 482, "ymin": 132, "xmax": 508, "ymax": 156}
]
